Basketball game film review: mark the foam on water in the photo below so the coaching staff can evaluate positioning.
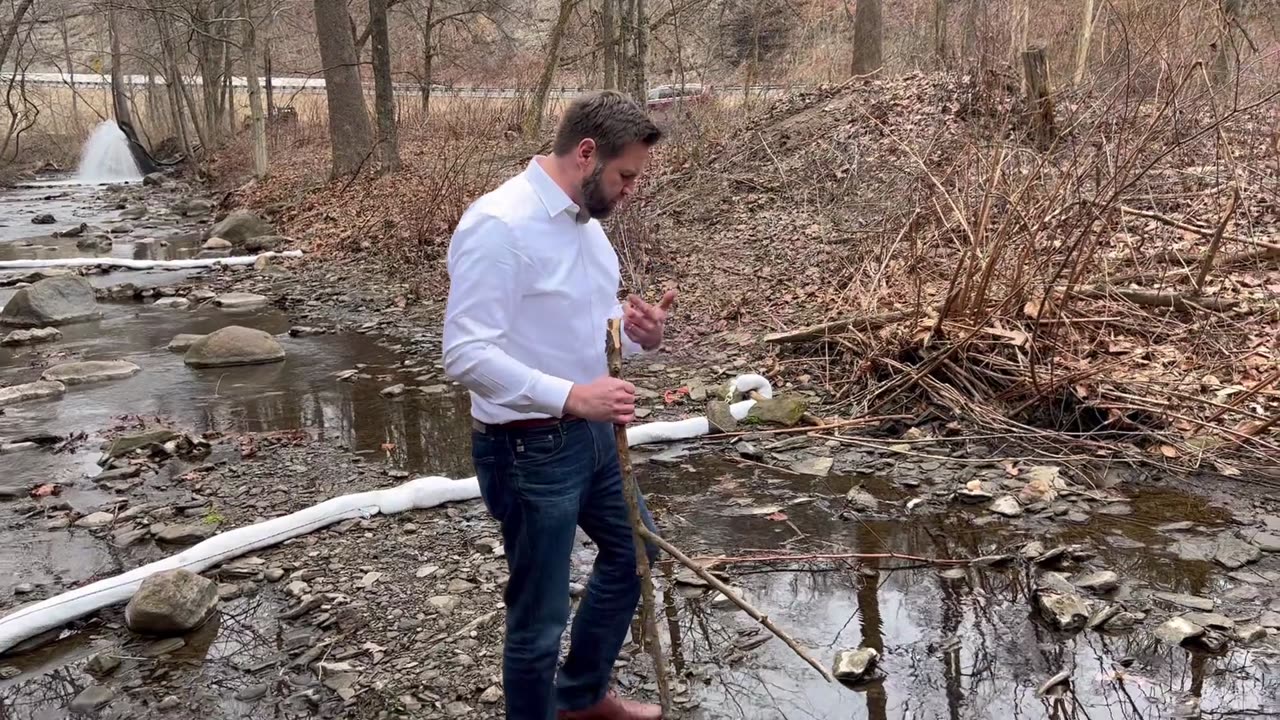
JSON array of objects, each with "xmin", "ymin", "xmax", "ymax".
[{"xmin": 75, "ymin": 120, "xmax": 142, "ymax": 184}]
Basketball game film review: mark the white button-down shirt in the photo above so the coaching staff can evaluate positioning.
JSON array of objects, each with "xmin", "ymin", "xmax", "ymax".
[{"xmin": 442, "ymin": 157, "xmax": 645, "ymax": 424}]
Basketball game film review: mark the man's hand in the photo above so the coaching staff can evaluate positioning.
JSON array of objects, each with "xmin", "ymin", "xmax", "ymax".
[
  {"xmin": 565, "ymin": 376, "xmax": 636, "ymax": 424},
  {"xmin": 623, "ymin": 289, "xmax": 677, "ymax": 351}
]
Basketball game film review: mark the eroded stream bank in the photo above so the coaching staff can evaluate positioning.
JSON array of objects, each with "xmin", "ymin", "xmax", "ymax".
[{"xmin": 1, "ymin": 177, "xmax": 1278, "ymax": 719}]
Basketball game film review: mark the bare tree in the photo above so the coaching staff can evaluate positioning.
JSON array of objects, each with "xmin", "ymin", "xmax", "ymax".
[
  {"xmin": 0, "ymin": 0, "xmax": 34, "ymax": 84},
  {"xmin": 601, "ymin": 0, "xmax": 617, "ymax": 89},
  {"xmin": 630, "ymin": 0, "xmax": 647, "ymax": 98},
  {"xmin": 240, "ymin": 0, "xmax": 268, "ymax": 178},
  {"xmin": 1073, "ymin": 0, "xmax": 1098, "ymax": 85},
  {"xmin": 314, "ymin": 0, "xmax": 374, "ymax": 177},
  {"xmin": 524, "ymin": 0, "xmax": 578, "ymax": 137},
  {"xmin": 107, "ymin": 4, "xmax": 134, "ymax": 127},
  {"xmin": 934, "ymin": 0, "xmax": 947, "ymax": 62},
  {"xmin": 851, "ymin": 0, "xmax": 882, "ymax": 75},
  {"xmin": 370, "ymin": 0, "xmax": 401, "ymax": 171},
  {"xmin": 1211, "ymin": 0, "xmax": 1245, "ymax": 87}
]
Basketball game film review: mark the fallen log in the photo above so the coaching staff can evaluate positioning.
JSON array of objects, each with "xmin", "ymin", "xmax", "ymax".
[
  {"xmin": 1057, "ymin": 286, "xmax": 1240, "ymax": 312},
  {"xmin": 762, "ymin": 311, "xmax": 911, "ymax": 344},
  {"xmin": 1119, "ymin": 205, "xmax": 1280, "ymax": 254}
]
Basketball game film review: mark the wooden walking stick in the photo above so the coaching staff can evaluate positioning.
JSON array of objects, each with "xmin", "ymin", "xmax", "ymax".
[{"xmin": 606, "ymin": 319, "xmax": 673, "ymax": 715}]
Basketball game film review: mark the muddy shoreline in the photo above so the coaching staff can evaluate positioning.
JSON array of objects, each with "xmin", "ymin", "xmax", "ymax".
[{"xmin": 2, "ymin": 177, "xmax": 1279, "ymax": 719}]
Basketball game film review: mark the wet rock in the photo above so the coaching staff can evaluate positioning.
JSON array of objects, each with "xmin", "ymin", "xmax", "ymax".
[
  {"xmin": 1036, "ymin": 670, "xmax": 1071, "ymax": 698},
  {"xmin": 1, "ymin": 327, "xmax": 62, "ymax": 346},
  {"xmin": 42, "ymin": 360, "xmax": 140, "ymax": 386},
  {"xmin": 288, "ymin": 326, "xmax": 327, "ymax": 337},
  {"xmin": 202, "ymin": 237, "xmax": 233, "ymax": 251},
  {"xmin": 1183, "ymin": 612, "xmax": 1234, "ymax": 630},
  {"xmin": 236, "ymin": 684, "xmax": 269, "ymax": 702},
  {"xmin": 0, "ymin": 275, "xmax": 100, "ymax": 327},
  {"xmin": 103, "ymin": 283, "xmax": 137, "ymax": 300},
  {"xmin": 1074, "ymin": 571, "xmax": 1120, "ymax": 593},
  {"xmin": 68, "ymin": 685, "xmax": 114, "ymax": 714},
  {"xmin": 0, "ymin": 486, "xmax": 25, "ymax": 499},
  {"xmin": 1153, "ymin": 592, "xmax": 1215, "ymax": 612},
  {"xmin": 380, "ymin": 384, "xmax": 407, "ymax": 398},
  {"xmin": 1018, "ymin": 466, "xmax": 1062, "ymax": 504},
  {"xmin": 209, "ymin": 211, "xmax": 275, "ymax": 247},
  {"xmin": 14, "ymin": 583, "xmax": 35, "ymax": 594},
  {"xmin": 156, "ymin": 522, "xmax": 216, "ymax": 544},
  {"xmin": 185, "ymin": 326, "xmax": 285, "ymax": 368},
  {"xmin": 141, "ymin": 637, "xmax": 186, "ymax": 657},
  {"xmin": 1193, "ymin": 630, "xmax": 1229, "ymax": 653},
  {"xmin": 217, "ymin": 583, "xmax": 242, "ymax": 600},
  {"xmin": 143, "ymin": 172, "xmax": 166, "ymax": 187},
  {"xmin": 1234, "ymin": 624, "xmax": 1267, "ymax": 643},
  {"xmin": 108, "ymin": 223, "xmax": 133, "ymax": 234},
  {"xmin": 1241, "ymin": 529, "xmax": 1280, "ymax": 553},
  {"xmin": 196, "ymin": 249, "xmax": 229, "ymax": 260},
  {"xmin": 119, "ymin": 205, "xmax": 147, "ymax": 220},
  {"xmin": 989, "ymin": 495, "xmax": 1022, "ymax": 517},
  {"xmin": 1170, "ymin": 538, "xmax": 1216, "ymax": 562},
  {"xmin": 212, "ymin": 292, "xmax": 269, "ymax": 309},
  {"xmin": 1155, "ymin": 617, "xmax": 1205, "ymax": 646},
  {"xmin": 832, "ymin": 647, "xmax": 879, "ymax": 682},
  {"xmin": 791, "ymin": 457, "xmax": 833, "ymax": 477},
  {"xmin": 105, "ymin": 428, "xmax": 178, "ymax": 459},
  {"xmin": 734, "ymin": 441, "xmax": 762, "ymax": 460},
  {"xmin": 0, "ymin": 380, "xmax": 66, "ymax": 407},
  {"xmin": 1261, "ymin": 611, "xmax": 1280, "ymax": 629},
  {"xmin": 957, "ymin": 481, "xmax": 993, "ymax": 503},
  {"xmin": 245, "ymin": 235, "xmax": 286, "ymax": 253},
  {"xmin": 1102, "ymin": 611, "xmax": 1139, "ymax": 632},
  {"xmin": 76, "ymin": 511, "xmax": 116, "ymax": 528},
  {"xmin": 85, "ymin": 653, "xmax": 121, "ymax": 676},
  {"xmin": 1214, "ymin": 535, "xmax": 1262, "ymax": 569},
  {"xmin": 125, "ymin": 568, "xmax": 219, "ymax": 635},
  {"xmin": 747, "ymin": 396, "xmax": 808, "ymax": 426},
  {"xmin": 1021, "ymin": 541, "xmax": 1046, "ymax": 560},
  {"xmin": 113, "ymin": 527, "xmax": 148, "ymax": 547},
  {"xmin": 172, "ymin": 198, "xmax": 213, "ymax": 216},
  {"xmin": 705, "ymin": 401, "xmax": 737, "ymax": 432},
  {"xmin": 167, "ymin": 333, "xmax": 205, "ymax": 352},
  {"xmin": 153, "ymin": 296, "xmax": 190, "ymax": 310},
  {"xmin": 31, "ymin": 213, "xmax": 55, "ymax": 225},
  {"xmin": 1034, "ymin": 590, "xmax": 1090, "ymax": 631},
  {"xmin": 265, "ymin": 568, "xmax": 285, "ymax": 582},
  {"xmin": 845, "ymin": 487, "xmax": 880, "ymax": 512}
]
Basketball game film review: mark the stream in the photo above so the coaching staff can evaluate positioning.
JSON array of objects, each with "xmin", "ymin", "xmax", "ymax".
[{"xmin": 1, "ymin": 176, "xmax": 1277, "ymax": 719}]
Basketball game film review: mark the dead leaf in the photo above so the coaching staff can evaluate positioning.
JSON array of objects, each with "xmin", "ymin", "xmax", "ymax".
[
  {"xmin": 380, "ymin": 442, "xmax": 396, "ymax": 452},
  {"xmin": 1158, "ymin": 444, "xmax": 1180, "ymax": 458},
  {"xmin": 1001, "ymin": 461, "xmax": 1020, "ymax": 477},
  {"xmin": 764, "ymin": 511, "xmax": 789, "ymax": 522},
  {"xmin": 31, "ymin": 483, "xmax": 61, "ymax": 498}
]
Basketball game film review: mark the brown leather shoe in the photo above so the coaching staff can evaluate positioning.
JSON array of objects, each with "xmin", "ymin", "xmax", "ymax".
[{"xmin": 557, "ymin": 691, "xmax": 662, "ymax": 720}]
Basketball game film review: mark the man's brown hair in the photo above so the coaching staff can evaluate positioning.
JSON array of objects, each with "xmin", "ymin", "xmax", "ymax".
[{"xmin": 552, "ymin": 90, "xmax": 662, "ymax": 160}]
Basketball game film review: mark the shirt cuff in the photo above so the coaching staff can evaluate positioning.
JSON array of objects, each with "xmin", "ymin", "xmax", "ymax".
[{"xmin": 529, "ymin": 372, "xmax": 575, "ymax": 416}]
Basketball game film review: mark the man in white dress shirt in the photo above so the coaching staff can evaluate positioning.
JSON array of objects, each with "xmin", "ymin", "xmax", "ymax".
[{"xmin": 442, "ymin": 91, "xmax": 674, "ymax": 720}]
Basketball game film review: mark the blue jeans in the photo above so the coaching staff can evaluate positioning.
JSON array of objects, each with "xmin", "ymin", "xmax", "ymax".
[{"xmin": 472, "ymin": 418, "xmax": 659, "ymax": 720}]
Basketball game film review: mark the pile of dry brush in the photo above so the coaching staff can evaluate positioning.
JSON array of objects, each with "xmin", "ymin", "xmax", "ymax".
[{"xmin": 636, "ymin": 68, "xmax": 1279, "ymax": 482}]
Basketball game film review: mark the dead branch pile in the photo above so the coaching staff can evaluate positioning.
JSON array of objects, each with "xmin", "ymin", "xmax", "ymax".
[{"xmin": 641, "ymin": 71, "xmax": 1279, "ymax": 481}]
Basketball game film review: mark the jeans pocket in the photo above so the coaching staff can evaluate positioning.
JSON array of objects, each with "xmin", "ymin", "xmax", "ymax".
[
  {"xmin": 510, "ymin": 428, "xmax": 566, "ymax": 466},
  {"xmin": 473, "ymin": 432, "xmax": 510, "ymax": 522}
]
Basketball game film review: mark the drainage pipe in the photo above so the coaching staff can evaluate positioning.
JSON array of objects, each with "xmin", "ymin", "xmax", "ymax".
[{"xmin": 0, "ymin": 374, "xmax": 771, "ymax": 655}]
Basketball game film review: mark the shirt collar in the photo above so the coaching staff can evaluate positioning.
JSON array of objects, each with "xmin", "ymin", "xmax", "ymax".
[{"xmin": 526, "ymin": 156, "xmax": 590, "ymax": 224}]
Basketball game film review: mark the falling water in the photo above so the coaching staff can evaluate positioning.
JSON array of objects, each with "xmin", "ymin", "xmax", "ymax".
[{"xmin": 75, "ymin": 121, "xmax": 143, "ymax": 184}]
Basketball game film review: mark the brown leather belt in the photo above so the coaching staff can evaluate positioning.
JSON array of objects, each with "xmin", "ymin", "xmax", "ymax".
[{"xmin": 471, "ymin": 414, "xmax": 579, "ymax": 434}]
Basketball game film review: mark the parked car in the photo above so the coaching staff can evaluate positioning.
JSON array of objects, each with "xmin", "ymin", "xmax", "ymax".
[{"xmin": 645, "ymin": 83, "xmax": 712, "ymax": 112}]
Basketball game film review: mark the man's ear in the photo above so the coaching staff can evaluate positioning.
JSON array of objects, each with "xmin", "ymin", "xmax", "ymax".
[{"xmin": 577, "ymin": 138, "xmax": 596, "ymax": 169}]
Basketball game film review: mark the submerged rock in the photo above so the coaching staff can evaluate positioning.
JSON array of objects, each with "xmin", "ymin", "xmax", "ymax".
[
  {"xmin": 125, "ymin": 569, "xmax": 218, "ymax": 635},
  {"xmin": 1034, "ymin": 590, "xmax": 1090, "ymax": 632},
  {"xmin": 211, "ymin": 292, "xmax": 268, "ymax": 309},
  {"xmin": 166, "ymin": 333, "xmax": 205, "ymax": 352},
  {"xmin": 1153, "ymin": 592, "xmax": 1215, "ymax": 612},
  {"xmin": 104, "ymin": 428, "xmax": 179, "ymax": 459},
  {"xmin": 1, "ymin": 327, "xmax": 62, "ymax": 346},
  {"xmin": 184, "ymin": 326, "xmax": 285, "ymax": 368},
  {"xmin": 832, "ymin": 647, "xmax": 879, "ymax": 682},
  {"xmin": 42, "ymin": 360, "xmax": 140, "ymax": 386},
  {"xmin": 31, "ymin": 213, "xmax": 55, "ymax": 225},
  {"xmin": 989, "ymin": 495, "xmax": 1022, "ymax": 517},
  {"xmin": 0, "ymin": 275, "xmax": 100, "ymax": 327},
  {"xmin": 152, "ymin": 297, "xmax": 190, "ymax": 310},
  {"xmin": 0, "ymin": 380, "xmax": 66, "ymax": 407},
  {"xmin": 1074, "ymin": 570, "xmax": 1120, "ymax": 593},
  {"xmin": 208, "ymin": 211, "xmax": 274, "ymax": 247}
]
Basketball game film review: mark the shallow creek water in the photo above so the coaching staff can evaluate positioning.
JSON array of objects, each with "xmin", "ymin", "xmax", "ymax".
[{"xmin": 1, "ymin": 181, "xmax": 1277, "ymax": 719}]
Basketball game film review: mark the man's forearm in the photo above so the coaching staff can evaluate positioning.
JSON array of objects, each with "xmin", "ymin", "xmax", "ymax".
[{"xmin": 443, "ymin": 340, "xmax": 574, "ymax": 416}]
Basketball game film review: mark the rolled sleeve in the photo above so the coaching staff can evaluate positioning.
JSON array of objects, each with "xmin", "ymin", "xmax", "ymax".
[{"xmin": 442, "ymin": 213, "xmax": 574, "ymax": 416}]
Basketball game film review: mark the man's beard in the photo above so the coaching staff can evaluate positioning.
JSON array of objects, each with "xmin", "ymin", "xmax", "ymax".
[{"xmin": 580, "ymin": 162, "xmax": 615, "ymax": 219}]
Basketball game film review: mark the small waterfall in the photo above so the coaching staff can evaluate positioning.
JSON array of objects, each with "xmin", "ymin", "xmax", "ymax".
[{"xmin": 75, "ymin": 121, "xmax": 143, "ymax": 184}]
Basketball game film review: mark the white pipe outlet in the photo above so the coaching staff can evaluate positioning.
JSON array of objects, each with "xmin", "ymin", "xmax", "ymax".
[
  {"xmin": 0, "ymin": 250, "xmax": 303, "ymax": 271},
  {"xmin": 0, "ymin": 374, "xmax": 772, "ymax": 655}
]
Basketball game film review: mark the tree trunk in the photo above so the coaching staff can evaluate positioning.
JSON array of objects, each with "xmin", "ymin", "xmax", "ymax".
[
  {"xmin": 420, "ymin": 0, "xmax": 434, "ymax": 114},
  {"xmin": 616, "ymin": 0, "xmax": 632, "ymax": 91},
  {"xmin": 0, "ymin": 0, "xmax": 34, "ymax": 72},
  {"xmin": 264, "ymin": 40, "xmax": 275, "ymax": 121},
  {"xmin": 630, "ymin": 0, "xmax": 647, "ymax": 100},
  {"xmin": 1022, "ymin": 46, "xmax": 1054, "ymax": 147},
  {"xmin": 933, "ymin": 0, "xmax": 947, "ymax": 62},
  {"xmin": 240, "ymin": 0, "xmax": 268, "ymax": 178},
  {"xmin": 962, "ymin": 0, "xmax": 980, "ymax": 60},
  {"xmin": 524, "ymin": 0, "xmax": 577, "ymax": 138},
  {"xmin": 60, "ymin": 9, "xmax": 79, "ymax": 123},
  {"xmin": 851, "ymin": 0, "xmax": 882, "ymax": 75},
  {"xmin": 1211, "ymin": 0, "xmax": 1244, "ymax": 88},
  {"xmin": 314, "ymin": 0, "xmax": 374, "ymax": 178},
  {"xmin": 107, "ymin": 5, "xmax": 134, "ymax": 127},
  {"xmin": 601, "ymin": 0, "xmax": 617, "ymax": 89},
  {"xmin": 1072, "ymin": 0, "xmax": 1097, "ymax": 85},
  {"xmin": 369, "ymin": 0, "xmax": 400, "ymax": 171}
]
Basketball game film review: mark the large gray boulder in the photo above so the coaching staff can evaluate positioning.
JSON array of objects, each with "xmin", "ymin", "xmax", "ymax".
[
  {"xmin": 42, "ymin": 360, "xmax": 140, "ymax": 386},
  {"xmin": 208, "ymin": 211, "xmax": 274, "ymax": 248},
  {"xmin": 184, "ymin": 326, "xmax": 285, "ymax": 368},
  {"xmin": 0, "ymin": 275, "xmax": 100, "ymax": 327},
  {"xmin": 125, "ymin": 569, "xmax": 219, "ymax": 636},
  {"xmin": 1, "ymin": 327, "xmax": 62, "ymax": 346},
  {"xmin": 0, "ymin": 380, "xmax": 66, "ymax": 407}
]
